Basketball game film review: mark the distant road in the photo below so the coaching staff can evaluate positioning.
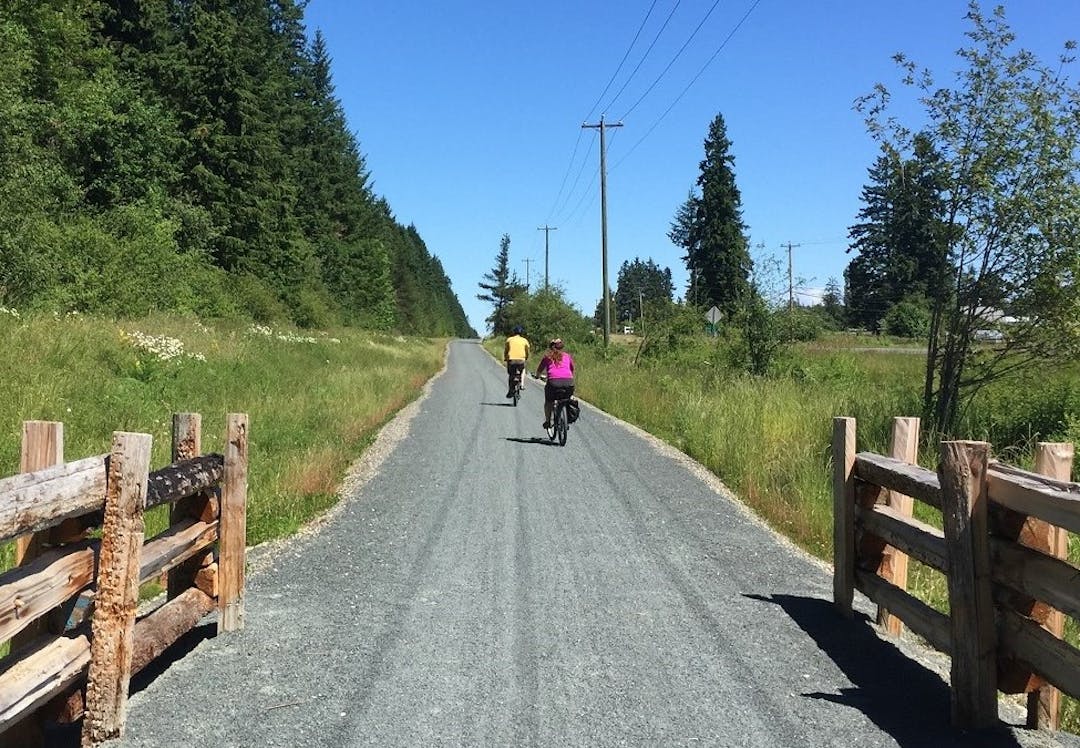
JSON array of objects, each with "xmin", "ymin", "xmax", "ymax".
[{"xmin": 118, "ymin": 340, "xmax": 1075, "ymax": 747}]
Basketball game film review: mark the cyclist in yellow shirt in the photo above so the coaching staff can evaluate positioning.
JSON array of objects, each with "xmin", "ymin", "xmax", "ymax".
[{"xmin": 504, "ymin": 325, "xmax": 531, "ymax": 398}]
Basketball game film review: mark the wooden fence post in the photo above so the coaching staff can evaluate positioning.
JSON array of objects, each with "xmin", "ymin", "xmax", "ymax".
[
  {"xmin": 1025, "ymin": 442, "xmax": 1075, "ymax": 731},
  {"xmin": 833, "ymin": 417, "xmax": 856, "ymax": 618},
  {"xmin": 81, "ymin": 432, "xmax": 152, "ymax": 747},
  {"xmin": 7, "ymin": 423, "xmax": 65, "ymax": 747},
  {"xmin": 167, "ymin": 413, "xmax": 211, "ymax": 600},
  {"xmin": 14, "ymin": 421, "xmax": 65, "ymax": 565},
  {"xmin": 939, "ymin": 440, "xmax": 998, "ymax": 729},
  {"xmin": 218, "ymin": 413, "xmax": 248, "ymax": 633},
  {"xmin": 877, "ymin": 417, "xmax": 920, "ymax": 636}
]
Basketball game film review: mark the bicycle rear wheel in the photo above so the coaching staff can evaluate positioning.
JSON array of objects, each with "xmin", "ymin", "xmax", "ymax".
[
  {"xmin": 512, "ymin": 383, "xmax": 520, "ymax": 407},
  {"xmin": 555, "ymin": 402, "xmax": 568, "ymax": 446}
]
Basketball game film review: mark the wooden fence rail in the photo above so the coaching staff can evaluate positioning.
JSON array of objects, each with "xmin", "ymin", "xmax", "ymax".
[
  {"xmin": 0, "ymin": 412, "xmax": 248, "ymax": 747},
  {"xmin": 833, "ymin": 416, "xmax": 1077, "ymax": 732}
]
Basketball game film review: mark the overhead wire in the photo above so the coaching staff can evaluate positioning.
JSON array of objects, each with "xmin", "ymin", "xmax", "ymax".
[
  {"xmin": 552, "ymin": 135, "xmax": 597, "ymax": 222},
  {"xmin": 545, "ymin": 129, "xmax": 586, "ymax": 223},
  {"xmin": 601, "ymin": 0, "xmax": 683, "ymax": 115},
  {"xmin": 546, "ymin": 1, "xmax": 664, "ymax": 226},
  {"xmin": 583, "ymin": 0, "xmax": 661, "ymax": 122},
  {"xmin": 617, "ymin": 0, "xmax": 726, "ymax": 122},
  {"xmin": 612, "ymin": 0, "xmax": 764, "ymax": 172}
]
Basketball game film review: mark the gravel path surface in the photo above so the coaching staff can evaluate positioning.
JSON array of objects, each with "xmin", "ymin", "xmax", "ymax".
[{"xmin": 113, "ymin": 340, "xmax": 1079, "ymax": 748}]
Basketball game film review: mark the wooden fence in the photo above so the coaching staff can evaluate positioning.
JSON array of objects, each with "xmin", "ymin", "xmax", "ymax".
[
  {"xmin": 833, "ymin": 416, "xmax": 1079, "ymax": 731},
  {"xmin": 0, "ymin": 412, "xmax": 248, "ymax": 746}
]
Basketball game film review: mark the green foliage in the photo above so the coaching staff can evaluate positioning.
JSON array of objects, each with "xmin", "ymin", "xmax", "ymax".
[
  {"xmin": 503, "ymin": 286, "xmax": 593, "ymax": 349},
  {"xmin": 669, "ymin": 113, "xmax": 752, "ymax": 317},
  {"xmin": 775, "ymin": 307, "xmax": 824, "ymax": 343},
  {"xmin": 733, "ymin": 295, "xmax": 784, "ymax": 375},
  {"xmin": 858, "ymin": 2, "xmax": 1080, "ymax": 431},
  {"xmin": 0, "ymin": 1, "xmax": 471, "ymax": 337},
  {"xmin": 845, "ymin": 137, "xmax": 951, "ymax": 332},
  {"xmin": 881, "ymin": 297, "xmax": 931, "ymax": 338},
  {"xmin": 613, "ymin": 257, "xmax": 674, "ymax": 326}
]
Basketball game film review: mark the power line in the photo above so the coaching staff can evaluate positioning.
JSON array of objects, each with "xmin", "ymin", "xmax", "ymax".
[
  {"xmin": 602, "ymin": 0, "xmax": 683, "ymax": 115},
  {"xmin": 611, "ymin": 0, "xmax": 764, "ymax": 172},
  {"xmin": 552, "ymin": 135, "xmax": 597, "ymax": 221},
  {"xmin": 583, "ymin": 0, "xmax": 661, "ymax": 122},
  {"xmin": 618, "ymin": 0, "xmax": 725, "ymax": 121},
  {"xmin": 545, "ymin": 129, "xmax": 585, "ymax": 223}
]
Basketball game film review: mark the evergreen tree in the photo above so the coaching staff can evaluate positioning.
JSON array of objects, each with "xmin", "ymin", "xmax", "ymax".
[
  {"xmin": 820, "ymin": 277, "xmax": 845, "ymax": 328},
  {"xmin": 477, "ymin": 234, "xmax": 520, "ymax": 335},
  {"xmin": 669, "ymin": 114, "xmax": 751, "ymax": 319},
  {"xmin": 613, "ymin": 258, "xmax": 673, "ymax": 328},
  {"xmin": 845, "ymin": 136, "xmax": 951, "ymax": 331}
]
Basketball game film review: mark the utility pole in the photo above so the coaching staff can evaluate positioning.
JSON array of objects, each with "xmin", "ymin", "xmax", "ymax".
[
  {"xmin": 783, "ymin": 241, "xmax": 801, "ymax": 311},
  {"xmin": 583, "ymin": 114, "xmax": 623, "ymax": 345},
  {"xmin": 537, "ymin": 225, "xmax": 557, "ymax": 290},
  {"xmin": 638, "ymin": 290, "xmax": 645, "ymax": 336},
  {"xmin": 522, "ymin": 258, "xmax": 534, "ymax": 293}
]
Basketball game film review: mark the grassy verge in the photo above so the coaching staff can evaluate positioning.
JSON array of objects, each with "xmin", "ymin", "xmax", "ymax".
[
  {"xmin": 1, "ymin": 313, "xmax": 446, "ymax": 568},
  {"xmin": 488, "ymin": 335, "xmax": 1080, "ymax": 731}
]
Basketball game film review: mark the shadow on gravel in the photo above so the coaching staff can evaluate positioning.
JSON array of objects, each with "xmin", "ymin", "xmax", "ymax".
[
  {"xmin": 41, "ymin": 623, "xmax": 217, "ymax": 747},
  {"xmin": 480, "ymin": 401, "xmax": 516, "ymax": 407},
  {"xmin": 505, "ymin": 437, "xmax": 559, "ymax": 447},
  {"xmin": 745, "ymin": 593, "xmax": 1026, "ymax": 748}
]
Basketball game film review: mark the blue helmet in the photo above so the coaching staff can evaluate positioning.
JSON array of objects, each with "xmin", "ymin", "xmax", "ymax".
[{"xmin": 512, "ymin": 325, "xmax": 524, "ymax": 335}]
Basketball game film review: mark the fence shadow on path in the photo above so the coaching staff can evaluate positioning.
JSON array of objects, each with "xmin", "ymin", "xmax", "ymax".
[
  {"xmin": 42, "ymin": 622, "xmax": 218, "ymax": 747},
  {"xmin": 744, "ymin": 593, "xmax": 1027, "ymax": 748}
]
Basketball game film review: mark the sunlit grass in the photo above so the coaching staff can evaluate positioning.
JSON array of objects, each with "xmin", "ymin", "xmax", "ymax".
[{"xmin": 1, "ymin": 315, "xmax": 445, "ymax": 568}]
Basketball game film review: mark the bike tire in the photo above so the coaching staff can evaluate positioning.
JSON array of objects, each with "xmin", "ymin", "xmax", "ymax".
[
  {"xmin": 512, "ymin": 387, "xmax": 519, "ymax": 407},
  {"xmin": 556, "ymin": 403, "xmax": 568, "ymax": 446}
]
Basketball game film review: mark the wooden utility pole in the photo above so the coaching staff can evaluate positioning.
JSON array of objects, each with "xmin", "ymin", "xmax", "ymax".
[
  {"xmin": 522, "ymin": 258, "xmax": 534, "ymax": 293},
  {"xmin": 784, "ymin": 241, "xmax": 801, "ymax": 310},
  {"xmin": 537, "ymin": 225, "xmax": 557, "ymax": 290},
  {"xmin": 583, "ymin": 115, "xmax": 623, "ymax": 345}
]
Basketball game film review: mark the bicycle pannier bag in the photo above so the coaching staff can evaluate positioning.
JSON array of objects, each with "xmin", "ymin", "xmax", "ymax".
[{"xmin": 566, "ymin": 399, "xmax": 580, "ymax": 424}]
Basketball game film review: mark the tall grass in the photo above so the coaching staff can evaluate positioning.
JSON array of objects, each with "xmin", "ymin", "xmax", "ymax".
[{"xmin": 0, "ymin": 313, "xmax": 445, "ymax": 565}]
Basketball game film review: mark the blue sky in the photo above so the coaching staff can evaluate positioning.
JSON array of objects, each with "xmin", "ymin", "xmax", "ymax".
[{"xmin": 302, "ymin": 1, "xmax": 1079, "ymax": 334}]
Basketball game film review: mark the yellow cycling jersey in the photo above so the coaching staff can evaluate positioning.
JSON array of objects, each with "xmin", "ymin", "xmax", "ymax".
[{"xmin": 504, "ymin": 334, "xmax": 530, "ymax": 361}]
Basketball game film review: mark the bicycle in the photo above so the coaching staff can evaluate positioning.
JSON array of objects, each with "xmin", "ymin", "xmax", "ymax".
[
  {"xmin": 508, "ymin": 362, "xmax": 525, "ymax": 407},
  {"xmin": 545, "ymin": 393, "xmax": 573, "ymax": 446},
  {"xmin": 511, "ymin": 369, "xmax": 524, "ymax": 407}
]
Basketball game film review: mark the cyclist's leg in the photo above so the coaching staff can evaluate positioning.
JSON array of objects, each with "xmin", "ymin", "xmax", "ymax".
[
  {"xmin": 543, "ymin": 384, "xmax": 554, "ymax": 427},
  {"xmin": 506, "ymin": 362, "xmax": 517, "ymax": 396}
]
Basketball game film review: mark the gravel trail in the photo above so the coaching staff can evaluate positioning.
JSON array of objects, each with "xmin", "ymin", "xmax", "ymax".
[{"xmin": 113, "ymin": 340, "xmax": 1078, "ymax": 748}]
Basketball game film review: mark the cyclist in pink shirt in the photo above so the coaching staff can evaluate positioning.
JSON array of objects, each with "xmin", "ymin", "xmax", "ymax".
[{"xmin": 534, "ymin": 338, "xmax": 575, "ymax": 429}]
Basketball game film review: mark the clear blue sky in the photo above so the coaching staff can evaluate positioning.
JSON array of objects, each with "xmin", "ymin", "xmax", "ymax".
[{"xmin": 302, "ymin": 1, "xmax": 1079, "ymax": 335}]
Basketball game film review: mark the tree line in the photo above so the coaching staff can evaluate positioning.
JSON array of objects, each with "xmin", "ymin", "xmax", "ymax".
[{"xmin": 0, "ymin": 1, "xmax": 474, "ymax": 337}]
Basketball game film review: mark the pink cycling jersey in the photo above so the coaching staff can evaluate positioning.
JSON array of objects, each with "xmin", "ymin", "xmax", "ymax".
[{"xmin": 541, "ymin": 352, "xmax": 574, "ymax": 380}]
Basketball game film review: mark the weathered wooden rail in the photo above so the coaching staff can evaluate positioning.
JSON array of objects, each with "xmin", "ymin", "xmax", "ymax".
[
  {"xmin": 833, "ymin": 416, "xmax": 1078, "ymax": 731},
  {"xmin": 0, "ymin": 412, "xmax": 248, "ymax": 746}
]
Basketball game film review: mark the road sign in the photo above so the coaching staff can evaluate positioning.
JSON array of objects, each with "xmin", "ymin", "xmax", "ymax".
[{"xmin": 705, "ymin": 306, "xmax": 722, "ymax": 324}]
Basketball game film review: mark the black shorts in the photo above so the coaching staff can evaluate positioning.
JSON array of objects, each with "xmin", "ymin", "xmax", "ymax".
[
  {"xmin": 544, "ymin": 382, "xmax": 574, "ymax": 403},
  {"xmin": 507, "ymin": 360, "xmax": 525, "ymax": 377}
]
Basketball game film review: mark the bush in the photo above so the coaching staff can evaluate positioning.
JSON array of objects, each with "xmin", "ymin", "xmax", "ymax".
[
  {"xmin": 882, "ymin": 298, "xmax": 931, "ymax": 338},
  {"xmin": 232, "ymin": 273, "xmax": 290, "ymax": 324}
]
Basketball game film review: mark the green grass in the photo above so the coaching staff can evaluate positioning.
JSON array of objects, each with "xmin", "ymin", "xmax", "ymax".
[{"xmin": 0, "ymin": 314, "xmax": 446, "ymax": 567}]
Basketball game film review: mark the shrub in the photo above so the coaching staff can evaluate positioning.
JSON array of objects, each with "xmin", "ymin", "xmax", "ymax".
[{"xmin": 882, "ymin": 298, "xmax": 931, "ymax": 338}]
